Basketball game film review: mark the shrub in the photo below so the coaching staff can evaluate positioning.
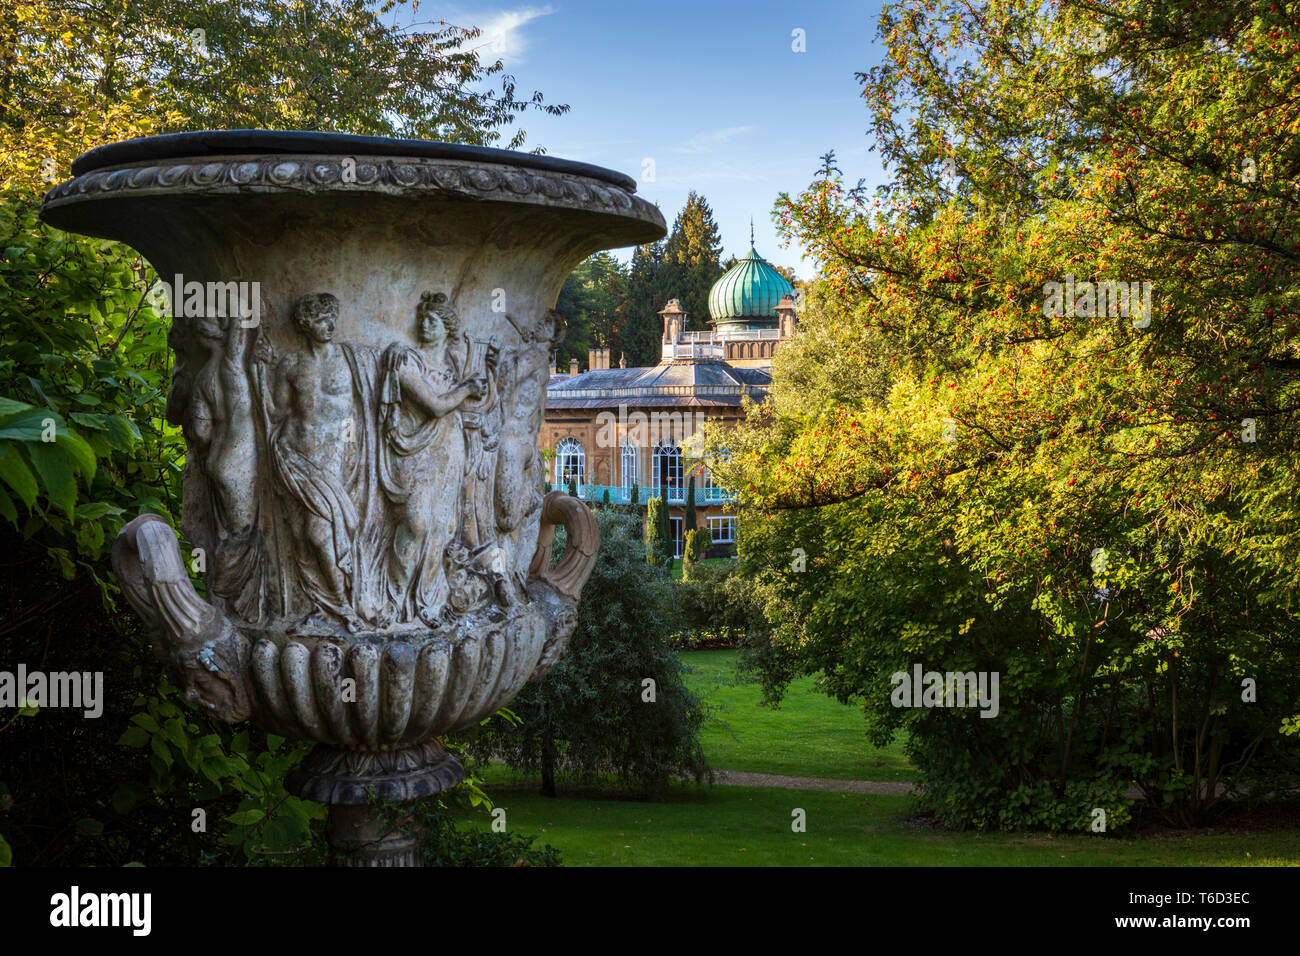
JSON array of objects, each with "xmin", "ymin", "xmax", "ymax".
[
  {"xmin": 644, "ymin": 497, "xmax": 665, "ymax": 565},
  {"xmin": 468, "ymin": 508, "xmax": 711, "ymax": 796},
  {"xmin": 377, "ymin": 798, "xmax": 561, "ymax": 867}
]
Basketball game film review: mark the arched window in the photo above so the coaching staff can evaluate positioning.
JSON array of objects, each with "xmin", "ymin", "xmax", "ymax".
[
  {"xmin": 621, "ymin": 441, "xmax": 639, "ymax": 490},
  {"xmin": 555, "ymin": 437, "xmax": 585, "ymax": 487},
  {"xmin": 653, "ymin": 439, "xmax": 682, "ymax": 499}
]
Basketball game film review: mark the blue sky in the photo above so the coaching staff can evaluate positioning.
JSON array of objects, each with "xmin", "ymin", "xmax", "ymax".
[{"xmin": 406, "ymin": 1, "xmax": 890, "ymax": 278}]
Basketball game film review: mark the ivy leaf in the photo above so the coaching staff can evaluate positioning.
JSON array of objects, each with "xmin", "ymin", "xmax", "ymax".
[
  {"xmin": 227, "ymin": 808, "xmax": 265, "ymax": 826},
  {"xmin": 75, "ymin": 501, "xmax": 123, "ymax": 520},
  {"xmin": 25, "ymin": 441, "xmax": 76, "ymax": 518},
  {"xmin": 0, "ymin": 397, "xmax": 33, "ymax": 418},
  {"xmin": 57, "ymin": 429, "xmax": 96, "ymax": 480},
  {"xmin": 131, "ymin": 712, "xmax": 161, "ymax": 733},
  {"xmin": 118, "ymin": 726, "xmax": 148, "ymax": 748},
  {"xmin": 0, "ymin": 407, "xmax": 57, "ymax": 442},
  {"xmin": 149, "ymin": 734, "xmax": 172, "ymax": 767},
  {"xmin": 0, "ymin": 446, "xmax": 36, "ymax": 508},
  {"xmin": 103, "ymin": 415, "xmax": 140, "ymax": 452}
]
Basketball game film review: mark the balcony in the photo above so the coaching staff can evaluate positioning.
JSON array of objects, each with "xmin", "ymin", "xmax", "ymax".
[
  {"xmin": 657, "ymin": 328, "xmax": 782, "ymax": 363},
  {"xmin": 548, "ymin": 483, "xmax": 734, "ymax": 505},
  {"xmin": 660, "ymin": 341, "xmax": 724, "ymax": 362}
]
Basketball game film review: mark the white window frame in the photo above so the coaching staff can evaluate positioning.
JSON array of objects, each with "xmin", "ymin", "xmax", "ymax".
[
  {"xmin": 669, "ymin": 516, "xmax": 684, "ymax": 558},
  {"xmin": 621, "ymin": 441, "xmax": 639, "ymax": 490},
  {"xmin": 708, "ymin": 515, "xmax": 737, "ymax": 544},
  {"xmin": 653, "ymin": 439, "xmax": 682, "ymax": 498},
  {"xmin": 555, "ymin": 437, "xmax": 586, "ymax": 487}
]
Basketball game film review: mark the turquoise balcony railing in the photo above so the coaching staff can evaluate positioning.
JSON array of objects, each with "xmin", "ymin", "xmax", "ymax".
[{"xmin": 548, "ymin": 483, "xmax": 734, "ymax": 505}]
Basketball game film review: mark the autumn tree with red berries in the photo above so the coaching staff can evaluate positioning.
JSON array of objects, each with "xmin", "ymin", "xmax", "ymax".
[{"xmin": 715, "ymin": 0, "xmax": 1300, "ymax": 829}]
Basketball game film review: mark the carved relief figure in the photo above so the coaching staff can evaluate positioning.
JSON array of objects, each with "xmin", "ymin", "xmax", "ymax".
[
  {"xmin": 492, "ymin": 353, "xmax": 548, "ymax": 604},
  {"xmin": 457, "ymin": 336, "xmax": 510, "ymax": 598},
  {"xmin": 168, "ymin": 313, "xmax": 264, "ymax": 619},
  {"xmin": 378, "ymin": 292, "xmax": 485, "ymax": 626},
  {"xmin": 255, "ymin": 293, "xmax": 375, "ymax": 632}
]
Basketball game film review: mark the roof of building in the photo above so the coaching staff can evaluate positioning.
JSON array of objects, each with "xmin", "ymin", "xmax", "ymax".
[
  {"xmin": 546, "ymin": 360, "xmax": 770, "ymax": 409},
  {"xmin": 708, "ymin": 245, "xmax": 795, "ymax": 323}
]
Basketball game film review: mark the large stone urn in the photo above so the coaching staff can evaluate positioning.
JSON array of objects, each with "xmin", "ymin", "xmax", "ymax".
[{"xmin": 39, "ymin": 130, "xmax": 665, "ymax": 865}]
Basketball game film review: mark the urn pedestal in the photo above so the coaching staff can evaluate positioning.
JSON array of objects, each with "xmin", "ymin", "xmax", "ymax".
[{"xmin": 40, "ymin": 130, "xmax": 666, "ymax": 866}]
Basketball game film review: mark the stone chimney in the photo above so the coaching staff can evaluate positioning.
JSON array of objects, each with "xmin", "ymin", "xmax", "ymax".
[
  {"xmin": 658, "ymin": 298, "xmax": 687, "ymax": 345},
  {"xmin": 619, "ymin": 352, "xmax": 627, "ymax": 369},
  {"xmin": 587, "ymin": 347, "xmax": 610, "ymax": 371},
  {"xmin": 774, "ymin": 294, "xmax": 797, "ymax": 339},
  {"xmin": 568, "ymin": 357, "xmax": 579, "ymax": 376}
]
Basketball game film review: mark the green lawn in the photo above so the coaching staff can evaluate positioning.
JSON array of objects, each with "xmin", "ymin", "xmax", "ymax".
[
  {"xmin": 464, "ymin": 650, "xmax": 1300, "ymax": 866},
  {"xmin": 682, "ymin": 649, "xmax": 914, "ymax": 781},
  {"xmin": 455, "ymin": 786, "xmax": 1300, "ymax": 866}
]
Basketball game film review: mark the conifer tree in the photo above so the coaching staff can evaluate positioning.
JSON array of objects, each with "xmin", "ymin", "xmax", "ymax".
[{"xmin": 684, "ymin": 475, "xmax": 697, "ymax": 534}]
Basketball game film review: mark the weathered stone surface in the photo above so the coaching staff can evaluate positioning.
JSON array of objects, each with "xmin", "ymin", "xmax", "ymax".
[{"xmin": 42, "ymin": 133, "xmax": 664, "ymax": 850}]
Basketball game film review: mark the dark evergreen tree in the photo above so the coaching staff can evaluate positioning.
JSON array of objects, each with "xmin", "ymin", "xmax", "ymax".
[
  {"xmin": 644, "ymin": 497, "xmax": 665, "ymax": 565},
  {"xmin": 553, "ymin": 252, "xmax": 627, "ymax": 368},
  {"xmin": 662, "ymin": 191, "xmax": 724, "ymax": 332},
  {"xmin": 618, "ymin": 238, "xmax": 670, "ymax": 368},
  {"xmin": 658, "ymin": 493, "xmax": 673, "ymax": 565},
  {"xmin": 467, "ymin": 510, "xmax": 710, "ymax": 797},
  {"xmin": 684, "ymin": 475, "xmax": 697, "ymax": 534}
]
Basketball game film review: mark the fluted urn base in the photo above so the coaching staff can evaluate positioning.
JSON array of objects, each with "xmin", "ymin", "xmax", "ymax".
[
  {"xmin": 286, "ymin": 739, "xmax": 466, "ymax": 804},
  {"xmin": 286, "ymin": 740, "xmax": 465, "ymax": 866}
]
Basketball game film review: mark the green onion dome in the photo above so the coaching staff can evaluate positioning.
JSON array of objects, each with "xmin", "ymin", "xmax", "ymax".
[{"xmin": 707, "ymin": 245, "xmax": 794, "ymax": 332}]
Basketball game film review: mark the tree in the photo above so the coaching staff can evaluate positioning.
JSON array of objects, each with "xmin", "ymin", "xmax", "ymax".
[
  {"xmin": 682, "ymin": 527, "xmax": 707, "ymax": 580},
  {"xmin": 618, "ymin": 239, "xmax": 670, "ymax": 368},
  {"xmin": 658, "ymin": 493, "xmax": 673, "ymax": 566},
  {"xmin": 467, "ymin": 509, "xmax": 710, "ymax": 796},
  {"xmin": 610, "ymin": 193, "xmax": 726, "ymax": 368},
  {"xmin": 3, "ymin": 0, "xmax": 569, "ymax": 194},
  {"xmin": 719, "ymin": 0, "xmax": 1300, "ymax": 830},
  {"xmin": 553, "ymin": 252, "xmax": 627, "ymax": 369},
  {"xmin": 661, "ymin": 191, "xmax": 724, "ymax": 332},
  {"xmin": 0, "ymin": 0, "xmax": 567, "ymax": 864},
  {"xmin": 644, "ymin": 497, "xmax": 665, "ymax": 566},
  {"xmin": 684, "ymin": 474, "xmax": 697, "ymax": 534}
]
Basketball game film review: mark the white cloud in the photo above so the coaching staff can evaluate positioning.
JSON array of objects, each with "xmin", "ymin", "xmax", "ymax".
[
  {"xmin": 467, "ymin": 6, "xmax": 556, "ymax": 64},
  {"xmin": 673, "ymin": 126, "xmax": 755, "ymax": 154}
]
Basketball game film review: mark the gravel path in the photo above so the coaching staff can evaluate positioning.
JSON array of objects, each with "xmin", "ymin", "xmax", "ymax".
[{"xmin": 713, "ymin": 770, "xmax": 916, "ymax": 795}]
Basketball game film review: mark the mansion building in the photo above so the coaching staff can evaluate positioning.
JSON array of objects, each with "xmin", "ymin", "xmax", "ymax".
[{"xmin": 541, "ymin": 243, "xmax": 797, "ymax": 558}]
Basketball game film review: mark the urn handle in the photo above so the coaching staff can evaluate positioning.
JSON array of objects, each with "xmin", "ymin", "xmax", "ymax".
[
  {"xmin": 111, "ymin": 515, "xmax": 250, "ymax": 722},
  {"xmin": 112, "ymin": 514, "xmax": 214, "ymax": 649},
  {"xmin": 527, "ymin": 491, "xmax": 600, "ymax": 602}
]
